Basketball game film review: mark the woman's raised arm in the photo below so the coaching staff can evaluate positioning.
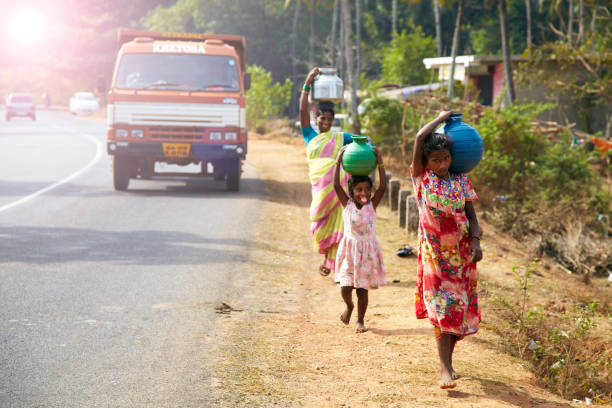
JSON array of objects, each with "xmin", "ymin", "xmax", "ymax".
[
  {"xmin": 300, "ymin": 67, "xmax": 319, "ymax": 128},
  {"xmin": 333, "ymin": 146, "xmax": 349, "ymax": 207}
]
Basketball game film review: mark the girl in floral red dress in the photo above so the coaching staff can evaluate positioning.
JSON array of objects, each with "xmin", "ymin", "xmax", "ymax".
[{"xmin": 410, "ymin": 110, "xmax": 483, "ymax": 389}]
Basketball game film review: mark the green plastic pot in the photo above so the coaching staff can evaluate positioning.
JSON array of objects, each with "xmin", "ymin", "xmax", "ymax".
[{"xmin": 341, "ymin": 136, "xmax": 377, "ymax": 176}]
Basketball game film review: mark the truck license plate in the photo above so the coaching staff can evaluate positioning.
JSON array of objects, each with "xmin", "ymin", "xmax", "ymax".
[{"xmin": 163, "ymin": 143, "xmax": 191, "ymax": 158}]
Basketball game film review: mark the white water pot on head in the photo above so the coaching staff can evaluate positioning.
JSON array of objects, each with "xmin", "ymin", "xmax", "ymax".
[{"xmin": 312, "ymin": 68, "xmax": 344, "ymax": 104}]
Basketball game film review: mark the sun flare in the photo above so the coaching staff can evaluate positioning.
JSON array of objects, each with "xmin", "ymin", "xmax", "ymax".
[{"xmin": 8, "ymin": 10, "xmax": 45, "ymax": 44}]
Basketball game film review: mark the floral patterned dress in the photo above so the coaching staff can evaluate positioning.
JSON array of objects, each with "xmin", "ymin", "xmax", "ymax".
[
  {"xmin": 411, "ymin": 168, "xmax": 481, "ymax": 338},
  {"xmin": 334, "ymin": 200, "xmax": 386, "ymax": 290}
]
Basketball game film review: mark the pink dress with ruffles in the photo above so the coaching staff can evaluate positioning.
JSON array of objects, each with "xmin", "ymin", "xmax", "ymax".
[{"xmin": 334, "ymin": 200, "xmax": 386, "ymax": 290}]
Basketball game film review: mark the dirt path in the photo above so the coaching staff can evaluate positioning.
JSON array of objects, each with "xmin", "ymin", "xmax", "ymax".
[{"xmin": 210, "ymin": 134, "xmax": 598, "ymax": 407}]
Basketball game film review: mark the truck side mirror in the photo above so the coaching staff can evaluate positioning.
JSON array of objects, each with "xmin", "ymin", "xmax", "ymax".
[{"xmin": 243, "ymin": 72, "xmax": 251, "ymax": 91}]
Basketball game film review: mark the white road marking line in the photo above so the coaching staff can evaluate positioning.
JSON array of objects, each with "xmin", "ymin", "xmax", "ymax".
[{"xmin": 0, "ymin": 129, "xmax": 103, "ymax": 214}]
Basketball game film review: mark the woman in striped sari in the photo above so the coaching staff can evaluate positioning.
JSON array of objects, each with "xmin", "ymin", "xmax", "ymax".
[{"xmin": 300, "ymin": 67, "xmax": 354, "ymax": 276}]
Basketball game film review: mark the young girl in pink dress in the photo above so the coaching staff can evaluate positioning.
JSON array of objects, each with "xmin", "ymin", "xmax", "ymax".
[
  {"xmin": 410, "ymin": 110, "xmax": 483, "ymax": 389},
  {"xmin": 333, "ymin": 146, "xmax": 387, "ymax": 333}
]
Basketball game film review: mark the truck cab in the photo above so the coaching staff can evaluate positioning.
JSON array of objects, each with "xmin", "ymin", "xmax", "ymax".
[{"xmin": 107, "ymin": 30, "xmax": 250, "ymax": 191}]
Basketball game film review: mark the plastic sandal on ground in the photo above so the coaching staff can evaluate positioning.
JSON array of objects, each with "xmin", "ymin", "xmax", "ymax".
[
  {"xmin": 396, "ymin": 245, "xmax": 414, "ymax": 257},
  {"xmin": 319, "ymin": 264, "xmax": 331, "ymax": 276}
]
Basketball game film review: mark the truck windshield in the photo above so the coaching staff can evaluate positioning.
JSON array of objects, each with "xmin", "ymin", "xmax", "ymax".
[
  {"xmin": 115, "ymin": 54, "xmax": 239, "ymax": 92},
  {"xmin": 11, "ymin": 95, "xmax": 33, "ymax": 103}
]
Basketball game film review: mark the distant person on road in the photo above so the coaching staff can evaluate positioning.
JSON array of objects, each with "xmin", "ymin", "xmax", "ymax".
[
  {"xmin": 332, "ymin": 146, "xmax": 387, "ymax": 333},
  {"xmin": 300, "ymin": 67, "xmax": 355, "ymax": 277},
  {"xmin": 42, "ymin": 92, "xmax": 50, "ymax": 108},
  {"xmin": 410, "ymin": 110, "xmax": 483, "ymax": 389}
]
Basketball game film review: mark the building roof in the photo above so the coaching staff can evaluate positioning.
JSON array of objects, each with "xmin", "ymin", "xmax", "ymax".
[{"xmin": 423, "ymin": 55, "xmax": 526, "ymax": 69}]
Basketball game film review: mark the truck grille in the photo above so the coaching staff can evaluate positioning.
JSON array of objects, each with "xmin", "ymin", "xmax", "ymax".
[{"xmin": 150, "ymin": 126, "xmax": 205, "ymax": 140}]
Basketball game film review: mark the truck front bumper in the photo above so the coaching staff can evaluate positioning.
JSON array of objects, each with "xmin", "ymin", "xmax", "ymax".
[{"xmin": 107, "ymin": 141, "xmax": 246, "ymax": 160}]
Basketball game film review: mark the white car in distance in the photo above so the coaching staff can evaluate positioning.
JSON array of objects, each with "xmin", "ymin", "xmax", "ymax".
[{"xmin": 70, "ymin": 92, "xmax": 100, "ymax": 114}]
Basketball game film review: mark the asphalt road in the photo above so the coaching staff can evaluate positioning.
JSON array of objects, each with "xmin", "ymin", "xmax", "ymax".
[{"xmin": 0, "ymin": 109, "xmax": 264, "ymax": 407}]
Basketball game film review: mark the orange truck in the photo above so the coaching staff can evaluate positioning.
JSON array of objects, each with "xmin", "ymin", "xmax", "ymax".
[{"xmin": 106, "ymin": 30, "xmax": 250, "ymax": 191}]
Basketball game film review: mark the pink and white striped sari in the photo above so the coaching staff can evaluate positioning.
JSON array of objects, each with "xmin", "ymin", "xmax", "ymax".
[{"xmin": 307, "ymin": 131, "xmax": 349, "ymax": 269}]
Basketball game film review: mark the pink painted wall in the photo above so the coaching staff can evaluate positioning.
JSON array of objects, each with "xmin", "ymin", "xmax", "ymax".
[{"xmin": 492, "ymin": 64, "xmax": 505, "ymax": 102}]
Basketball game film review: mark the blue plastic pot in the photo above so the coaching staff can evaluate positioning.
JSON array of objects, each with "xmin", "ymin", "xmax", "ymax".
[{"xmin": 435, "ymin": 113, "xmax": 484, "ymax": 174}]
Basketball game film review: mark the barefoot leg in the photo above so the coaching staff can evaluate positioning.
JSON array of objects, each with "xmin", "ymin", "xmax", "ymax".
[
  {"xmin": 355, "ymin": 288, "xmax": 368, "ymax": 333},
  {"xmin": 340, "ymin": 286, "xmax": 354, "ymax": 324},
  {"xmin": 436, "ymin": 332, "xmax": 456, "ymax": 389},
  {"xmin": 449, "ymin": 335, "xmax": 460, "ymax": 380}
]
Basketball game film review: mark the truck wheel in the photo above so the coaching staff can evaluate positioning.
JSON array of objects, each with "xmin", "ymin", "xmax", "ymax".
[
  {"xmin": 138, "ymin": 159, "xmax": 155, "ymax": 179},
  {"xmin": 113, "ymin": 156, "xmax": 130, "ymax": 191},
  {"xmin": 213, "ymin": 161, "xmax": 226, "ymax": 180},
  {"xmin": 225, "ymin": 159, "xmax": 241, "ymax": 192}
]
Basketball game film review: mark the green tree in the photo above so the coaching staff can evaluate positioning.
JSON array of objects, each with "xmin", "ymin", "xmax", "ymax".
[
  {"xmin": 141, "ymin": 0, "xmax": 207, "ymax": 32},
  {"xmin": 245, "ymin": 65, "xmax": 292, "ymax": 126},
  {"xmin": 380, "ymin": 27, "xmax": 437, "ymax": 85}
]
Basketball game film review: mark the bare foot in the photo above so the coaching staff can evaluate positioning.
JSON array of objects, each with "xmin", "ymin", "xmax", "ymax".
[
  {"xmin": 355, "ymin": 322, "xmax": 367, "ymax": 333},
  {"xmin": 451, "ymin": 370, "xmax": 461, "ymax": 380},
  {"xmin": 340, "ymin": 306, "xmax": 353, "ymax": 325},
  {"xmin": 440, "ymin": 369, "xmax": 456, "ymax": 389}
]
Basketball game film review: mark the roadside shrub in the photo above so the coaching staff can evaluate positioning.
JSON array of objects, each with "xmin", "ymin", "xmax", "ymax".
[
  {"xmin": 489, "ymin": 260, "xmax": 612, "ymax": 403},
  {"xmin": 471, "ymin": 102, "xmax": 552, "ymax": 201},
  {"xmin": 471, "ymin": 103, "xmax": 611, "ymax": 274},
  {"xmin": 245, "ymin": 65, "xmax": 292, "ymax": 131},
  {"xmin": 360, "ymin": 96, "xmax": 403, "ymax": 147}
]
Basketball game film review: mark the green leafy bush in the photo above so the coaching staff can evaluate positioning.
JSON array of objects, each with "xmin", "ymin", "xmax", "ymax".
[
  {"xmin": 527, "ymin": 133, "xmax": 608, "ymax": 215},
  {"xmin": 245, "ymin": 65, "xmax": 292, "ymax": 130},
  {"xmin": 471, "ymin": 102, "xmax": 552, "ymax": 200},
  {"xmin": 360, "ymin": 96, "xmax": 403, "ymax": 146}
]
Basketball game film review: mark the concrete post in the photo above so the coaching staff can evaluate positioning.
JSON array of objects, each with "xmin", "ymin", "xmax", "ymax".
[
  {"xmin": 406, "ymin": 196, "xmax": 419, "ymax": 233},
  {"xmin": 389, "ymin": 179, "xmax": 400, "ymax": 211},
  {"xmin": 380, "ymin": 172, "xmax": 392, "ymax": 205},
  {"xmin": 398, "ymin": 189, "xmax": 411, "ymax": 228}
]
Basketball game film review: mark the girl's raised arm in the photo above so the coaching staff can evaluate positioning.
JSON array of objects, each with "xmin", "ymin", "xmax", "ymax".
[
  {"xmin": 371, "ymin": 147, "xmax": 387, "ymax": 210},
  {"xmin": 411, "ymin": 110, "xmax": 453, "ymax": 177},
  {"xmin": 334, "ymin": 147, "xmax": 349, "ymax": 207},
  {"xmin": 300, "ymin": 67, "xmax": 319, "ymax": 128}
]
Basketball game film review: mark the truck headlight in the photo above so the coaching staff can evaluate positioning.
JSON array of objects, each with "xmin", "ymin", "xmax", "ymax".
[
  {"xmin": 210, "ymin": 131, "xmax": 222, "ymax": 141},
  {"xmin": 236, "ymin": 146, "xmax": 244, "ymax": 155},
  {"xmin": 131, "ymin": 129, "xmax": 144, "ymax": 138},
  {"xmin": 224, "ymin": 132, "xmax": 237, "ymax": 141},
  {"xmin": 116, "ymin": 129, "xmax": 128, "ymax": 138}
]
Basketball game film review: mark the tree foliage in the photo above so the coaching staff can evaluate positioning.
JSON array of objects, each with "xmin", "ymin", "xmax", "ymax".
[
  {"xmin": 380, "ymin": 27, "xmax": 437, "ymax": 86},
  {"xmin": 245, "ymin": 65, "xmax": 292, "ymax": 126},
  {"xmin": 516, "ymin": 33, "xmax": 612, "ymax": 134}
]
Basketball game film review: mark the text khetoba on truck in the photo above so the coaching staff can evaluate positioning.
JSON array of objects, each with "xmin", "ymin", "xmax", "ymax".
[{"xmin": 106, "ymin": 30, "xmax": 251, "ymax": 191}]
